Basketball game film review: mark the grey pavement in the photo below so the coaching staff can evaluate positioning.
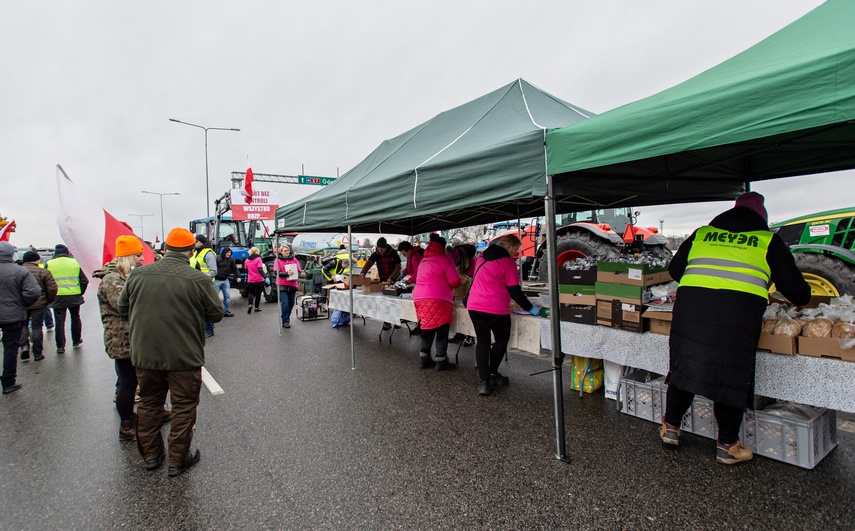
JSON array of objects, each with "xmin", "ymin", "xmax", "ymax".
[{"xmin": 1, "ymin": 291, "xmax": 854, "ymax": 530}]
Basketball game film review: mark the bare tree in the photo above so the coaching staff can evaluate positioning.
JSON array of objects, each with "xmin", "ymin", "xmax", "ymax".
[{"xmin": 361, "ymin": 237, "xmax": 373, "ymax": 249}]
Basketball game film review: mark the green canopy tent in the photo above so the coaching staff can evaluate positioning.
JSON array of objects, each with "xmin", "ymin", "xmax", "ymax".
[
  {"xmin": 276, "ymin": 79, "xmax": 595, "ymax": 461},
  {"xmin": 274, "ymin": 79, "xmax": 592, "ymax": 234},
  {"xmin": 545, "ymin": 0, "xmax": 855, "ymax": 200}
]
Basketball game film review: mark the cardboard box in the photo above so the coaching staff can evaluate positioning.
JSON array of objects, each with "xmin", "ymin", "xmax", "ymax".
[
  {"xmin": 798, "ymin": 337, "xmax": 855, "ymax": 362},
  {"xmin": 757, "ymin": 332, "xmax": 798, "ymax": 355},
  {"xmin": 361, "ymin": 281, "xmax": 386, "ymax": 293},
  {"xmin": 596, "ymin": 262, "xmax": 671, "ymax": 286},
  {"xmin": 596, "ymin": 299, "xmax": 647, "ymax": 333},
  {"xmin": 559, "ymin": 304, "xmax": 596, "ymax": 325},
  {"xmin": 559, "ymin": 293, "xmax": 597, "ymax": 306},
  {"xmin": 595, "ymin": 282, "xmax": 650, "ymax": 304},
  {"xmin": 642, "ymin": 309, "xmax": 673, "ymax": 336},
  {"xmin": 558, "ymin": 266, "xmax": 597, "ymax": 285},
  {"xmin": 559, "ymin": 284, "xmax": 596, "ymax": 295}
]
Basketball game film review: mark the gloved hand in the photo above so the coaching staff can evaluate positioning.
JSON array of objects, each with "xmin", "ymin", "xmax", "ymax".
[
  {"xmin": 529, "ymin": 306, "xmax": 541, "ymax": 316},
  {"xmin": 264, "ymin": 277, "xmax": 271, "ymax": 286}
]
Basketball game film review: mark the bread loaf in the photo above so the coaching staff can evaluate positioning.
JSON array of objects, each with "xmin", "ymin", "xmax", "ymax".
[
  {"xmin": 802, "ymin": 318, "xmax": 834, "ymax": 338},
  {"xmin": 772, "ymin": 319, "xmax": 801, "ymax": 337},
  {"xmin": 761, "ymin": 319, "xmax": 778, "ymax": 333},
  {"xmin": 831, "ymin": 322, "xmax": 855, "ymax": 339}
]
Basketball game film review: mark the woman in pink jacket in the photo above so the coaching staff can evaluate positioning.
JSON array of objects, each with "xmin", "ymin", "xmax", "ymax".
[
  {"xmin": 244, "ymin": 247, "xmax": 266, "ymax": 314},
  {"xmin": 273, "ymin": 244, "xmax": 301, "ymax": 328},
  {"xmin": 467, "ymin": 234, "xmax": 541, "ymax": 396},
  {"xmin": 412, "ymin": 234, "xmax": 461, "ymax": 371}
]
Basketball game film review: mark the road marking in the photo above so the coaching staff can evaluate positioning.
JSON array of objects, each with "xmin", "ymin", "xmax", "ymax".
[{"xmin": 201, "ymin": 366, "xmax": 224, "ymax": 395}]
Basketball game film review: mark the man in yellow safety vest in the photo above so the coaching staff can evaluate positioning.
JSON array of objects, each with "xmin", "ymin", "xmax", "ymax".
[
  {"xmin": 46, "ymin": 244, "xmax": 89, "ymax": 354},
  {"xmin": 190, "ymin": 235, "xmax": 217, "ymax": 338}
]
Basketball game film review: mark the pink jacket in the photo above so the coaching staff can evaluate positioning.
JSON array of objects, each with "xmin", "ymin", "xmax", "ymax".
[
  {"xmin": 273, "ymin": 256, "xmax": 301, "ymax": 288},
  {"xmin": 465, "ymin": 255, "xmax": 520, "ymax": 315},
  {"xmin": 245, "ymin": 256, "xmax": 266, "ymax": 283},
  {"xmin": 413, "ymin": 242, "xmax": 461, "ymax": 303}
]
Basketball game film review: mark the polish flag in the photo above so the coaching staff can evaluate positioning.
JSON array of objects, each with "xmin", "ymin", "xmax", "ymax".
[
  {"xmin": 242, "ymin": 165, "xmax": 254, "ymax": 204},
  {"xmin": 0, "ymin": 219, "xmax": 15, "ymax": 243},
  {"xmin": 56, "ymin": 165, "xmax": 155, "ymax": 276}
]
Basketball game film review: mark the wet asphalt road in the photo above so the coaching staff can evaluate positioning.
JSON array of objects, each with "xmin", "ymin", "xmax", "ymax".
[{"xmin": 1, "ymin": 290, "xmax": 854, "ymax": 530}]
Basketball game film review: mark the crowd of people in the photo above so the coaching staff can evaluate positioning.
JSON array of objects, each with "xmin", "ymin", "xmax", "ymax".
[{"xmin": 3, "ymin": 193, "xmax": 797, "ymax": 470}]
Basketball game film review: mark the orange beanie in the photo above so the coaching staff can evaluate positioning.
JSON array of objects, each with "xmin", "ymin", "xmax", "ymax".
[
  {"xmin": 115, "ymin": 235, "xmax": 144, "ymax": 257},
  {"xmin": 165, "ymin": 227, "xmax": 197, "ymax": 251}
]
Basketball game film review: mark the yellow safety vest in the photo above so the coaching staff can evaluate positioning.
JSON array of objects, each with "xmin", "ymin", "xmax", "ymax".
[
  {"xmin": 679, "ymin": 226, "xmax": 773, "ymax": 300},
  {"xmin": 47, "ymin": 256, "xmax": 82, "ymax": 296},
  {"xmin": 190, "ymin": 247, "xmax": 214, "ymax": 273}
]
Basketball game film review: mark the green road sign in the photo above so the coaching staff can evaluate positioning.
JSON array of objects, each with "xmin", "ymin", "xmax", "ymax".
[{"xmin": 297, "ymin": 175, "xmax": 336, "ymax": 186}]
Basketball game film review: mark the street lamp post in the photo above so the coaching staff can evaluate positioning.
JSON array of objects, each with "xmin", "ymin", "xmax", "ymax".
[
  {"xmin": 127, "ymin": 214, "xmax": 155, "ymax": 242},
  {"xmin": 142, "ymin": 190, "xmax": 180, "ymax": 243},
  {"xmin": 169, "ymin": 118, "xmax": 240, "ymax": 218}
]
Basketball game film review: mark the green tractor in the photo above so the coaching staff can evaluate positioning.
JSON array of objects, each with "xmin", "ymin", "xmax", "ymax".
[{"xmin": 771, "ymin": 207, "xmax": 855, "ymax": 296}]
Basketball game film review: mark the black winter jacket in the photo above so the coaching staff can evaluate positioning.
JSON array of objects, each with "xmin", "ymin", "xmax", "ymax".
[{"xmin": 667, "ymin": 206, "xmax": 811, "ymax": 409}]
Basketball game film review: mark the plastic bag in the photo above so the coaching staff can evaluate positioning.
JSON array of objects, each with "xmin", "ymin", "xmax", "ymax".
[{"xmin": 761, "ymin": 402, "xmax": 819, "ymax": 421}]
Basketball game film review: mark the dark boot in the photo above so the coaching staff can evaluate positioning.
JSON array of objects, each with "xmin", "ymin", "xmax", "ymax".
[
  {"xmin": 119, "ymin": 414, "xmax": 137, "ymax": 441},
  {"xmin": 420, "ymin": 354, "xmax": 436, "ymax": 369}
]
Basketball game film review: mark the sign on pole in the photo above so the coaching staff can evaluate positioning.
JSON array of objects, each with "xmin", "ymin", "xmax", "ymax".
[
  {"xmin": 297, "ymin": 175, "xmax": 336, "ymax": 186},
  {"xmin": 230, "ymin": 189, "xmax": 280, "ymax": 220}
]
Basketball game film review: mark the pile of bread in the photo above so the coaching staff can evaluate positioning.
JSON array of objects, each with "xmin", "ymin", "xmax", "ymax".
[{"xmin": 762, "ymin": 295, "xmax": 855, "ymax": 341}]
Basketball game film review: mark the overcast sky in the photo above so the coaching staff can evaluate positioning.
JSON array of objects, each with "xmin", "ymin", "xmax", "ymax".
[{"xmin": 3, "ymin": 0, "xmax": 849, "ymax": 247}]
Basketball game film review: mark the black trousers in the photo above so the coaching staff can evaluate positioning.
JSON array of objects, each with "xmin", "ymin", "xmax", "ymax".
[
  {"xmin": 1, "ymin": 321, "xmax": 25, "ymax": 389},
  {"xmin": 468, "ymin": 310, "xmax": 511, "ymax": 383},
  {"xmin": 420, "ymin": 323, "xmax": 450, "ymax": 362},
  {"xmin": 53, "ymin": 305, "xmax": 82, "ymax": 349},
  {"xmin": 115, "ymin": 358, "xmax": 138, "ymax": 421},
  {"xmin": 20, "ymin": 307, "xmax": 46, "ymax": 355},
  {"xmin": 665, "ymin": 384, "xmax": 744, "ymax": 445},
  {"xmin": 246, "ymin": 282, "xmax": 264, "ymax": 309}
]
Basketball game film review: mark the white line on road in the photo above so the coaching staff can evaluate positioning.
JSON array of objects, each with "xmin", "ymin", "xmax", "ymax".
[{"xmin": 201, "ymin": 366, "xmax": 224, "ymax": 395}]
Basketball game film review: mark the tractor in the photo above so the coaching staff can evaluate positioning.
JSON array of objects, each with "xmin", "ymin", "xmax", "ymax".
[
  {"xmin": 771, "ymin": 206, "xmax": 855, "ymax": 296},
  {"xmin": 493, "ymin": 208, "xmax": 668, "ymax": 281}
]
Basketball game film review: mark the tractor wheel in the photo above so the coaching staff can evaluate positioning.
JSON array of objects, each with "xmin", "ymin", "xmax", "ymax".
[
  {"xmin": 644, "ymin": 244, "xmax": 674, "ymax": 260},
  {"xmin": 536, "ymin": 232, "xmax": 621, "ymax": 281},
  {"xmin": 263, "ymin": 282, "xmax": 278, "ymax": 302},
  {"xmin": 791, "ymin": 253, "xmax": 855, "ymax": 297}
]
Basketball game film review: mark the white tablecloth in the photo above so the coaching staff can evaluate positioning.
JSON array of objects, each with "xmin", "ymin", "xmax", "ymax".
[
  {"xmin": 328, "ymin": 290, "xmax": 541, "ymax": 354},
  {"xmin": 541, "ymin": 320, "xmax": 855, "ymax": 413}
]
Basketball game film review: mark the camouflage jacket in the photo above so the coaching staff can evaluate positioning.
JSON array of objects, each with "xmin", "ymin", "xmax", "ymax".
[{"xmin": 95, "ymin": 261, "xmax": 131, "ymax": 360}]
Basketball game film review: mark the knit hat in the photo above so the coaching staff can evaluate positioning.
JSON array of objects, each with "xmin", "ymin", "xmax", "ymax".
[
  {"xmin": 376, "ymin": 237, "xmax": 388, "ymax": 248},
  {"xmin": 55, "ymin": 244, "xmax": 70, "ymax": 255},
  {"xmin": 734, "ymin": 192, "xmax": 768, "ymax": 221},
  {"xmin": 115, "ymin": 235, "xmax": 144, "ymax": 257},
  {"xmin": 165, "ymin": 227, "xmax": 197, "ymax": 252},
  {"xmin": 195, "ymin": 234, "xmax": 209, "ymax": 245},
  {"xmin": 22, "ymin": 250, "xmax": 41, "ymax": 263}
]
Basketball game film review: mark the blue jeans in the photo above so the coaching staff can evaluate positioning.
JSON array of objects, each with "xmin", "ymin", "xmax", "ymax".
[
  {"xmin": 279, "ymin": 289, "xmax": 296, "ymax": 325},
  {"xmin": 214, "ymin": 279, "xmax": 231, "ymax": 314},
  {"xmin": 44, "ymin": 308, "xmax": 54, "ymax": 329}
]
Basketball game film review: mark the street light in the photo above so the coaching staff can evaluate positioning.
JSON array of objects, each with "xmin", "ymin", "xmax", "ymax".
[
  {"xmin": 169, "ymin": 118, "xmax": 240, "ymax": 218},
  {"xmin": 127, "ymin": 214, "xmax": 155, "ymax": 241},
  {"xmin": 142, "ymin": 190, "xmax": 180, "ymax": 243}
]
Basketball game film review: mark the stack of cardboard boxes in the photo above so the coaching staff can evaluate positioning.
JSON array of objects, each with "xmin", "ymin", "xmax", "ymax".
[{"xmin": 594, "ymin": 262, "xmax": 672, "ymax": 333}]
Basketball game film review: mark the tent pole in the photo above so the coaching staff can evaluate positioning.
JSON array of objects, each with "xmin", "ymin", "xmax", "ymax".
[
  {"xmin": 545, "ymin": 174, "xmax": 569, "ymax": 463},
  {"xmin": 349, "ymin": 224, "xmax": 356, "ymax": 370}
]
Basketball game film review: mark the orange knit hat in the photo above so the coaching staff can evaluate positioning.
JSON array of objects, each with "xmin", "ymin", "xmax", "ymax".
[
  {"xmin": 165, "ymin": 227, "xmax": 197, "ymax": 251},
  {"xmin": 115, "ymin": 235, "xmax": 144, "ymax": 257}
]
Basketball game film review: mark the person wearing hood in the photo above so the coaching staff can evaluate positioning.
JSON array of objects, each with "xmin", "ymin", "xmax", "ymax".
[
  {"xmin": 46, "ymin": 243, "xmax": 89, "ymax": 354},
  {"xmin": 412, "ymin": 234, "xmax": 461, "ymax": 371},
  {"xmin": 0, "ymin": 242, "xmax": 41, "ymax": 394},
  {"xmin": 661, "ymin": 192, "xmax": 810, "ymax": 465},
  {"xmin": 466, "ymin": 234, "xmax": 541, "ymax": 396},
  {"xmin": 95, "ymin": 236, "xmax": 146, "ymax": 441},
  {"xmin": 273, "ymin": 244, "xmax": 301, "ymax": 328},
  {"xmin": 214, "ymin": 248, "xmax": 238, "ymax": 317},
  {"xmin": 19, "ymin": 251, "xmax": 57, "ymax": 361}
]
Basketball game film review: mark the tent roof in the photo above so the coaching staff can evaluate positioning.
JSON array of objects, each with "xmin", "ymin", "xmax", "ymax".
[
  {"xmin": 275, "ymin": 79, "xmax": 592, "ymax": 234},
  {"xmin": 545, "ymin": 0, "xmax": 855, "ymax": 203}
]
